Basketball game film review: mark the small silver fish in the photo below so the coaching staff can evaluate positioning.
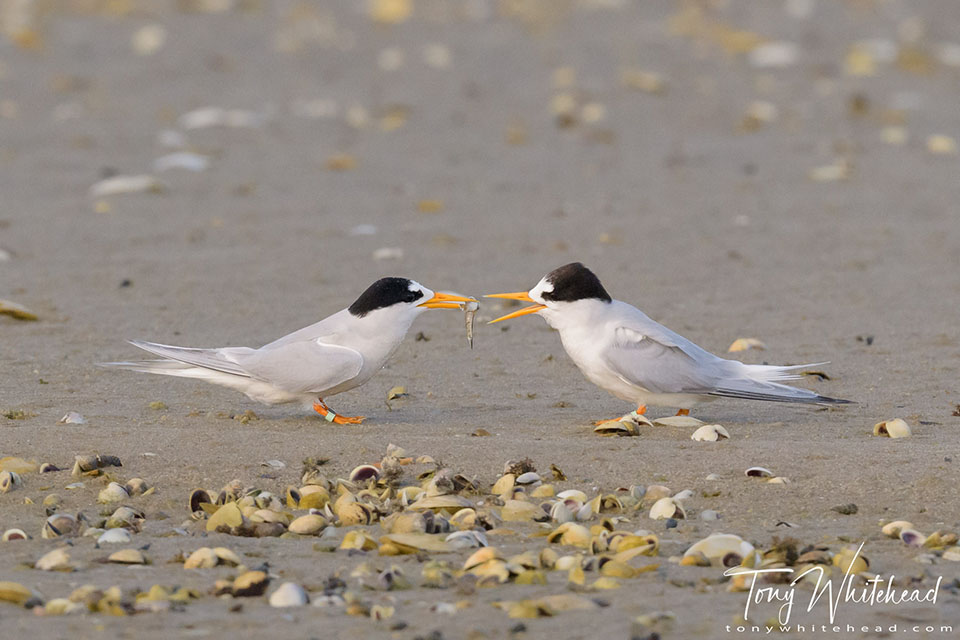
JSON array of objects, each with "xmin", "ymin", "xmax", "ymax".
[{"xmin": 461, "ymin": 300, "xmax": 478, "ymax": 348}]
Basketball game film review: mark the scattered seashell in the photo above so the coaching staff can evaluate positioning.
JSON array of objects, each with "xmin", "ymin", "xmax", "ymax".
[
  {"xmin": 89, "ymin": 174, "xmax": 164, "ymax": 197},
  {"xmin": 445, "ymin": 530, "xmax": 487, "ymax": 549},
  {"xmin": 97, "ymin": 528, "xmax": 131, "ymax": 545},
  {"xmin": 766, "ymin": 477, "xmax": 791, "ymax": 485},
  {"xmin": 340, "ymin": 530, "xmax": 378, "ymax": 551},
  {"xmin": 546, "ymin": 523, "xmax": 591, "ymax": 548},
  {"xmin": 653, "ymin": 415, "xmax": 704, "ymax": 427},
  {"xmin": 97, "ymin": 482, "xmax": 130, "ymax": 503},
  {"xmin": 107, "ymin": 549, "xmax": 147, "ymax": 565},
  {"xmin": 232, "ymin": 571, "xmax": 270, "ymax": 597},
  {"xmin": 683, "ymin": 534, "xmax": 759, "ymax": 568},
  {"xmin": 500, "ymin": 500, "xmax": 542, "ymax": 522},
  {"xmin": 900, "ymin": 529, "xmax": 925, "ymax": 547},
  {"xmin": 728, "ymin": 338, "xmax": 766, "ymax": 352},
  {"xmin": 379, "ymin": 533, "xmax": 453, "ymax": 554},
  {"xmin": 745, "ymin": 466, "xmax": 774, "ymax": 478},
  {"xmin": 0, "ymin": 581, "xmax": 33, "ymax": 605},
  {"xmin": 269, "ymin": 582, "xmax": 309, "ymax": 607},
  {"xmin": 372, "ymin": 247, "xmax": 404, "ymax": 261},
  {"xmin": 72, "ymin": 454, "xmax": 122, "ymax": 475},
  {"xmin": 691, "ymin": 424, "xmax": 730, "ymax": 442},
  {"xmin": 649, "ymin": 497, "xmax": 685, "ymax": 520},
  {"xmin": 349, "ymin": 464, "xmax": 380, "ymax": 483},
  {"xmin": 0, "ymin": 299, "xmax": 38, "ymax": 321},
  {"xmin": 184, "ymin": 548, "xmax": 218, "ymax": 569},
  {"xmin": 593, "ymin": 420, "xmax": 639, "ymax": 437},
  {"xmin": 2, "ymin": 528, "xmax": 30, "ymax": 541},
  {"xmin": 881, "ymin": 520, "xmax": 914, "ymax": 538},
  {"xmin": 927, "ymin": 135, "xmax": 958, "ymax": 156},
  {"xmin": 206, "ymin": 502, "xmax": 243, "ymax": 532},
  {"xmin": 179, "ymin": 107, "xmax": 264, "ymax": 130},
  {"xmin": 832, "ymin": 547, "xmax": 868, "ymax": 574},
  {"xmin": 808, "ymin": 160, "xmax": 850, "ymax": 183},
  {"xmin": 125, "ymin": 478, "xmax": 149, "ymax": 496},
  {"xmin": 0, "ymin": 470, "xmax": 22, "ymax": 493},
  {"xmin": 131, "ymin": 24, "xmax": 166, "ymax": 56},
  {"xmin": 873, "ymin": 418, "xmax": 911, "ymax": 438},
  {"xmin": 58, "ymin": 411, "xmax": 86, "ymax": 424},
  {"xmin": 36, "ymin": 547, "xmax": 73, "ymax": 571},
  {"xmin": 620, "ymin": 68, "xmax": 665, "ymax": 93},
  {"xmin": 42, "ymin": 513, "xmax": 80, "ymax": 539},
  {"xmin": 289, "ymin": 514, "xmax": 327, "ymax": 536},
  {"xmin": 748, "ymin": 41, "xmax": 799, "ymax": 68},
  {"xmin": 153, "ymin": 152, "xmax": 210, "ymax": 173}
]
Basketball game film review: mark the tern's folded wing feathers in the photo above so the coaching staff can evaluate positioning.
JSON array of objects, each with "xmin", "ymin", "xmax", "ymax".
[
  {"xmin": 127, "ymin": 340, "xmax": 254, "ymax": 377},
  {"xmin": 604, "ymin": 326, "xmax": 725, "ymax": 394},
  {"xmin": 233, "ymin": 339, "xmax": 364, "ymax": 394}
]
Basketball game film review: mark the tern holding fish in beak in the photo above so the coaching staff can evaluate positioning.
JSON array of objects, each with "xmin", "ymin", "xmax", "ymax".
[
  {"xmin": 101, "ymin": 278, "xmax": 476, "ymax": 424},
  {"xmin": 486, "ymin": 263, "xmax": 849, "ymax": 425}
]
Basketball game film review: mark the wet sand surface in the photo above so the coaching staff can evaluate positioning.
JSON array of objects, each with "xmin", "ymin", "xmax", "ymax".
[{"xmin": 2, "ymin": 1, "xmax": 960, "ymax": 638}]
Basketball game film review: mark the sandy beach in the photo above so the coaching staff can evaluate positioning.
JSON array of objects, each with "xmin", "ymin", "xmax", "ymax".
[{"xmin": 2, "ymin": 1, "xmax": 959, "ymax": 638}]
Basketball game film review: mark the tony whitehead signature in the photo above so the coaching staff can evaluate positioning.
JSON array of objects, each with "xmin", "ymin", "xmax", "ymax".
[{"xmin": 724, "ymin": 542, "xmax": 942, "ymax": 625}]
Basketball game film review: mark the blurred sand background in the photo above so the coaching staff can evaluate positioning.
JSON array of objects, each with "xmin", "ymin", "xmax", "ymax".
[{"xmin": 2, "ymin": 0, "xmax": 960, "ymax": 638}]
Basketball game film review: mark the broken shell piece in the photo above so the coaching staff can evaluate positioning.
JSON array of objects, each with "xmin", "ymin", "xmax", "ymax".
[
  {"xmin": 379, "ymin": 533, "xmax": 453, "ymax": 555},
  {"xmin": 745, "ymin": 467, "xmax": 774, "ymax": 478},
  {"xmin": 881, "ymin": 520, "xmax": 914, "ymax": 538},
  {"xmin": 179, "ymin": 107, "xmax": 264, "ymax": 130},
  {"xmin": 269, "ymin": 582, "xmax": 309, "ymax": 607},
  {"xmin": 0, "ymin": 581, "xmax": 33, "ymax": 605},
  {"xmin": 728, "ymin": 338, "xmax": 766, "ymax": 352},
  {"xmin": 42, "ymin": 513, "xmax": 80, "ymax": 539},
  {"xmin": 649, "ymin": 497, "xmax": 685, "ymax": 520},
  {"xmin": 445, "ymin": 530, "xmax": 488, "ymax": 549},
  {"xmin": 653, "ymin": 416, "xmax": 704, "ymax": 427},
  {"xmin": 107, "ymin": 549, "xmax": 147, "ymax": 565},
  {"xmin": 0, "ymin": 299, "xmax": 38, "ymax": 321},
  {"xmin": 899, "ymin": 529, "xmax": 925, "ymax": 547},
  {"xmin": 97, "ymin": 528, "xmax": 131, "ymax": 545},
  {"xmin": 501, "ymin": 500, "xmax": 542, "ymax": 522},
  {"xmin": 97, "ymin": 482, "xmax": 130, "ymax": 503},
  {"xmin": 58, "ymin": 412, "xmax": 86, "ymax": 424},
  {"xmin": 766, "ymin": 477, "xmax": 790, "ymax": 485},
  {"xmin": 515, "ymin": 472, "xmax": 541, "ymax": 486},
  {"xmin": 593, "ymin": 420, "xmax": 639, "ymax": 437},
  {"xmin": 349, "ymin": 465, "xmax": 380, "ymax": 483},
  {"xmin": 546, "ymin": 523, "xmax": 591, "ymax": 548},
  {"xmin": 206, "ymin": 502, "xmax": 244, "ymax": 532},
  {"xmin": 2, "ymin": 528, "xmax": 30, "ymax": 541},
  {"xmin": 683, "ymin": 534, "xmax": 759, "ymax": 568},
  {"xmin": 832, "ymin": 547, "xmax": 868, "ymax": 574},
  {"xmin": 124, "ymin": 478, "xmax": 149, "ymax": 496},
  {"xmin": 0, "ymin": 470, "xmax": 22, "ymax": 493},
  {"xmin": 36, "ymin": 547, "xmax": 73, "ymax": 571},
  {"xmin": 691, "ymin": 424, "xmax": 730, "ymax": 442},
  {"xmin": 232, "ymin": 571, "xmax": 270, "ymax": 597},
  {"xmin": 89, "ymin": 174, "xmax": 164, "ymax": 197},
  {"xmin": 873, "ymin": 418, "xmax": 911, "ymax": 438},
  {"xmin": 72, "ymin": 454, "xmax": 122, "ymax": 475}
]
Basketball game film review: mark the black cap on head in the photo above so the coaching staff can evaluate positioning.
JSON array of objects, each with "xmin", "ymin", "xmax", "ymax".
[
  {"xmin": 349, "ymin": 278, "xmax": 424, "ymax": 317},
  {"xmin": 542, "ymin": 263, "xmax": 611, "ymax": 303}
]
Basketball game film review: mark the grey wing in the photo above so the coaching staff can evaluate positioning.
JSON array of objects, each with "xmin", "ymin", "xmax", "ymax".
[
  {"xmin": 232, "ymin": 339, "xmax": 364, "ymax": 394},
  {"xmin": 603, "ymin": 326, "xmax": 729, "ymax": 394}
]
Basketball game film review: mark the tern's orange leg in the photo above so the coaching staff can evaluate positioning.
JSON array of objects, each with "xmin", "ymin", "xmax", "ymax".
[
  {"xmin": 676, "ymin": 409, "xmax": 690, "ymax": 416},
  {"xmin": 593, "ymin": 404, "xmax": 647, "ymax": 426},
  {"xmin": 313, "ymin": 399, "xmax": 366, "ymax": 425}
]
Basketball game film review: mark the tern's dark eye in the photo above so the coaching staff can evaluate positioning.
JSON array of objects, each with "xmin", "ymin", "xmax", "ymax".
[{"xmin": 349, "ymin": 278, "xmax": 424, "ymax": 317}]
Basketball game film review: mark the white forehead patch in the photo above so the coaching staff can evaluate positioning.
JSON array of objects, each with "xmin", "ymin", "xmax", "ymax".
[
  {"xmin": 529, "ymin": 276, "xmax": 554, "ymax": 302},
  {"xmin": 408, "ymin": 280, "xmax": 423, "ymax": 292}
]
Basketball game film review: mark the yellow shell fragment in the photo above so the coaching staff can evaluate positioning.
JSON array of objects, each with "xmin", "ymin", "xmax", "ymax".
[
  {"xmin": 547, "ymin": 523, "xmax": 591, "ymax": 548},
  {"xmin": 691, "ymin": 424, "xmax": 730, "ymax": 442},
  {"xmin": 873, "ymin": 418, "xmax": 911, "ymax": 438},
  {"xmin": 0, "ymin": 581, "xmax": 33, "ymax": 605},
  {"xmin": 881, "ymin": 520, "xmax": 914, "ymax": 538},
  {"xmin": 0, "ymin": 299, "xmax": 38, "ymax": 321},
  {"xmin": 107, "ymin": 549, "xmax": 147, "ymax": 565},
  {"xmin": 340, "ymin": 530, "xmax": 378, "ymax": 551},
  {"xmin": 206, "ymin": 502, "xmax": 243, "ymax": 532},
  {"xmin": 379, "ymin": 533, "xmax": 452, "ymax": 554},
  {"xmin": 833, "ymin": 547, "xmax": 868, "ymax": 574},
  {"xmin": 727, "ymin": 338, "xmax": 766, "ymax": 352},
  {"xmin": 501, "ymin": 499, "xmax": 542, "ymax": 522}
]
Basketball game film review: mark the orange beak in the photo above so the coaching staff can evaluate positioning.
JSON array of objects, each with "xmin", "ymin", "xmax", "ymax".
[
  {"xmin": 418, "ymin": 292, "xmax": 478, "ymax": 309},
  {"xmin": 484, "ymin": 291, "xmax": 546, "ymax": 324}
]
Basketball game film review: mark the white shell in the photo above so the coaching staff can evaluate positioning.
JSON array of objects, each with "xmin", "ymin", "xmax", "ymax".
[
  {"xmin": 445, "ymin": 530, "xmax": 488, "ymax": 549},
  {"xmin": 97, "ymin": 528, "xmax": 132, "ymax": 545},
  {"xmin": 550, "ymin": 501, "xmax": 575, "ymax": 524},
  {"xmin": 691, "ymin": 424, "xmax": 730, "ymax": 442},
  {"xmin": 684, "ymin": 533, "xmax": 759, "ymax": 567},
  {"xmin": 745, "ymin": 467, "xmax": 774, "ymax": 478},
  {"xmin": 557, "ymin": 489, "xmax": 587, "ymax": 503},
  {"xmin": 36, "ymin": 547, "xmax": 72, "ymax": 571},
  {"xmin": 654, "ymin": 416, "xmax": 704, "ymax": 427},
  {"xmin": 58, "ymin": 411, "xmax": 87, "ymax": 424},
  {"xmin": 269, "ymin": 582, "xmax": 309, "ymax": 608},
  {"xmin": 515, "ymin": 472, "xmax": 542, "ymax": 486},
  {"xmin": 89, "ymin": 174, "xmax": 164, "ymax": 197},
  {"xmin": 97, "ymin": 482, "xmax": 130, "ymax": 503},
  {"xmin": 649, "ymin": 497, "xmax": 685, "ymax": 520}
]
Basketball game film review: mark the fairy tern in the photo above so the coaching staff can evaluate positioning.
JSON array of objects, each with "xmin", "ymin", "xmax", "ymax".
[
  {"xmin": 100, "ymin": 278, "xmax": 476, "ymax": 424},
  {"xmin": 486, "ymin": 263, "xmax": 848, "ymax": 423}
]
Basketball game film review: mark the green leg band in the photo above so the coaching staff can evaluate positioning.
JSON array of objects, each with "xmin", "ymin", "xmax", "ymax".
[{"xmin": 324, "ymin": 411, "xmax": 336, "ymax": 422}]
